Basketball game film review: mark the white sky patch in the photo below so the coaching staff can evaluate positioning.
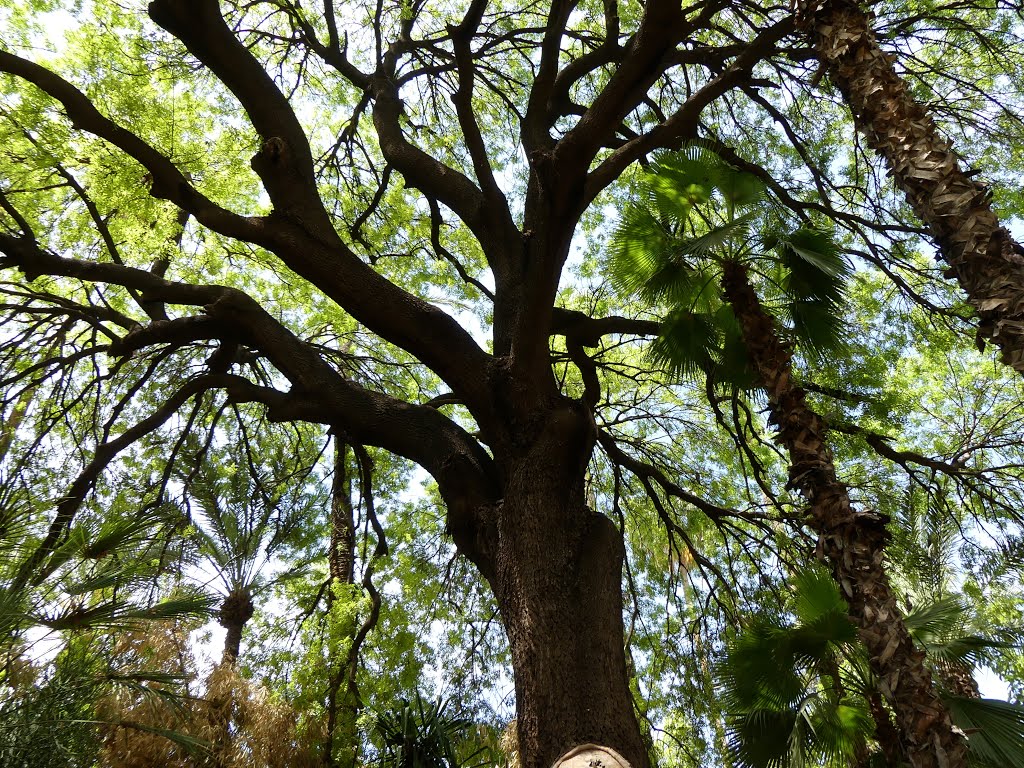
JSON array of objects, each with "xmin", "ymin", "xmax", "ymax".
[{"xmin": 976, "ymin": 665, "xmax": 1012, "ymax": 701}]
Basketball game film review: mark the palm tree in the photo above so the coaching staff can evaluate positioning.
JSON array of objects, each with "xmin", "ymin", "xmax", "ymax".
[
  {"xmin": 719, "ymin": 567, "xmax": 1024, "ymax": 768},
  {"xmin": 0, "ymin": 502, "xmax": 213, "ymax": 767},
  {"xmin": 178, "ymin": 434, "xmax": 320, "ymax": 665},
  {"xmin": 610, "ymin": 147, "xmax": 966, "ymax": 768},
  {"xmin": 372, "ymin": 692, "xmax": 490, "ymax": 768},
  {"xmin": 797, "ymin": 0, "xmax": 1024, "ymax": 375}
]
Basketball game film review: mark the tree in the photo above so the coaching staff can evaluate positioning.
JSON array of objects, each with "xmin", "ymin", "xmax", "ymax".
[
  {"xmin": 1, "ymin": 2, "xmax": 1024, "ymax": 767},
  {"xmin": 799, "ymin": 0, "xmax": 1024, "ymax": 373},
  {"xmin": 609, "ymin": 148, "xmax": 963, "ymax": 767},
  {"xmin": 176, "ymin": 429, "xmax": 320, "ymax": 664}
]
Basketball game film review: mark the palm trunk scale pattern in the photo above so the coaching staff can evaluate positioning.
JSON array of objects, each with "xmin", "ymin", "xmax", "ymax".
[
  {"xmin": 720, "ymin": 258, "xmax": 969, "ymax": 768},
  {"xmin": 801, "ymin": 0, "xmax": 1024, "ymax": 372}
]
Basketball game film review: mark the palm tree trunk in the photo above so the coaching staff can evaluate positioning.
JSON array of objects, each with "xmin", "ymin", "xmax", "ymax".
[
  {"xmin": 218, "ymin": 588, "xmax": 254, "ymax": 665},
  {"xmin": 719, "ymin": 259, "xmax": 967, "ymax": 768},
  {"xmin": 323, "ymin": 440, "xmax": 360, "ymax": 768},
  {"xmin": 866, "ymin": 690, "xmax": 904, "ymax": 768},
  {"xmin": 801, "ymin": 0, "xmax": 1024, "ymax": 373}
]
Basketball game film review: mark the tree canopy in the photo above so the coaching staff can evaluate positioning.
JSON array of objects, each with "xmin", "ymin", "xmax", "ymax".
[{"xmin": 1, "ymin": 1, "xmax": 1024, "ymax": 767}]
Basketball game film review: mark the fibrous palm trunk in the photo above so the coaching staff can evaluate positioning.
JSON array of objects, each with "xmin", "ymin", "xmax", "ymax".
[
  {"xmin": 218, "ymin": 588, "xmax": 254, "ymax": 665},
  {"xmin": 801, "ymin": 0, "xmax": 1024, "ymax": 372},
  {"xmin": 719, "ymin": 259, "xmax": 967, "ymax": 768}
]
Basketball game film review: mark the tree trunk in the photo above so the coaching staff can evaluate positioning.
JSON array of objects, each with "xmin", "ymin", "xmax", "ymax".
[
  {"xmin": 867, "ymin": 689, "xmax": 904, "ymax": 768},
  {"xmin": 486, "ymin": 400, "xmax": 649, "ymax": 768},
  {"xmin": 936, "ymin": 662, "xmax": 981, "ymax": 700},
  {"xmin": 219, "ymin": 588, "xmax": 254, "ymax": 665},
  {"xmin": 0, "ymin": 383, "xmax": 33, "ymax": 464},
  {"xmin": 719, "ymin": 259, "xmax": 967, "ymax": 768},
  {"xmin": 324, "ymin": 440, "xmax": 360, "ymax": 768},
  {"xmin": 802, "ymin": 0, "xmax": 1024, "ymax": 373}
]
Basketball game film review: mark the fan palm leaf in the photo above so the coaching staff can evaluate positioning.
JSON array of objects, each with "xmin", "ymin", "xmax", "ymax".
[{"xmin": 609, "ymin": 146, "xmax": 849, "ymax": 385}]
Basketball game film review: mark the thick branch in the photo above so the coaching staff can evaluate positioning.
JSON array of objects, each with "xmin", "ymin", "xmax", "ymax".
[
  {"xmin": 553, "ymin": 0, "xmax": 691, "ymax": 177},
  {"xmin": 551, "ymin": 307, "xmax": 661, "ymax": 347},
  {"xmin": 370, "ymin": 77, "xmax": 506, "ymax": 266},
  {"xmin": 148, "ymin": 0, "xmax": 331, "ymax": 233},
  {"xmin": 449, "ymin": 0, "xmax": 518, "ymax": 264},
  {"xmin": 522, "ymin": 0, "xmax": 577, "ymax": 153}
]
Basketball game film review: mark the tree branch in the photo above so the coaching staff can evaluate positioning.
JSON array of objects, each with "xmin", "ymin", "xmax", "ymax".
[
  {"xmin": 582, "ymin": 16, "xmax": 795, "ymax": 208},
  {"xmin": 551, "ymin": 307, "xmax": 661, "ymax": 347},
  {"xmin": 0, "ymin": 49, "xmax": 258, "ymax": 242}
]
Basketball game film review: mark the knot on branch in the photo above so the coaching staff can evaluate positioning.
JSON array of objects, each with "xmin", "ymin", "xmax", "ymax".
[{"xmin": 251, "ymin": 137, "xmax": 291, "ymax": 178}]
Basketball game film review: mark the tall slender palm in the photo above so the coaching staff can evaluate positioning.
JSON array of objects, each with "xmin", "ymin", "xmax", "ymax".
[
  {"xmin": 798, "ymin": 0, "xmax": 1024, "ymax": 374},
  {"xmin": 610, "ymin": 148, "xmax": 966, "ymax": 768},
  {"xmin": 179, "ymin": 435, "xmax": 320, "ymax": 665}
]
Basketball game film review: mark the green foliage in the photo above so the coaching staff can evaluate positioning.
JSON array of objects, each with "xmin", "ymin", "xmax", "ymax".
[
  {"xmin": 609, "ymin": 147, "xmax": 851, "ymax": 386},
  {"xmin": 372, "ymin": 693, "xmax": 490, "ymax": 768},
  {"xmin": 719, "ymin": 568, "xmax": 871, "ymax": 768},
  {"xmin": 2, "ymin": 3, "xmax": 1024, "ymax": 768},
  {"xmin": 0, "ymin": 640, "xmax": 103, "ymax": 768},
  {"xmin": 719, "ymin": 565, "xmax": 1024, "ymax": 768}
]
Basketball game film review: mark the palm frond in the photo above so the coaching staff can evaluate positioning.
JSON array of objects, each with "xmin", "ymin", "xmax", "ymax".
[
  {"xmin": 945, "ymin": 696, "xmax": 1024, "ymax": 768},
  {"xmin": 726, "ymin": 707, "xmax": 801, "ymax": 768},
  {"xmin": 791, "ymin": 568, "xmax": 846, "ymax": 626},
  {"xmin": 648, "ymin": 309, "xmax": 721, "ymax": 381},
  {"xmin": 785, "ymin": 298, "xmax": 850, "ymax": 362},
  {"xmin": 112, "ymin": 720, "xmax": 211, "ymax": 756},
  {"xmin": 904, "ymin": 595, "xmax": 970, "ymax": 642},
  {"xmin": 609, "ymin": 202, "xmax": 675, "ymax": 298},
  {"xmin": 374, "ymin": 692, "xmax": 473, "ymax": 768},
  {"xmin": 676, "ymin": 211, "xmax": 758, "ymax": 259}
]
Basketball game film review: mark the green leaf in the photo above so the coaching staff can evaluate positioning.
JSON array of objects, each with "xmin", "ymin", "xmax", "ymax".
[
  {"xmin": 649, "ymin": 309, "xmax": 721, "ymax": 381},
  {"xmin": 945, "ymin": 696, "xmax": 1024, "ymax": 768}
]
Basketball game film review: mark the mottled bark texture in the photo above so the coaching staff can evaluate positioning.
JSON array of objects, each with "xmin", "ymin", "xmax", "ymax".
[
  {"xmin": 720, "ymin": 259, "xmax": 967, "ymax": 768},
  {"xmin": 802, "ymin": 0, "xmax": 1024, "ymax": 372}
]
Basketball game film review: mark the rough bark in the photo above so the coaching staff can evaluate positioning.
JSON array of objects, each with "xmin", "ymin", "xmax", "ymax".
[
  {"xmin": 802, "ymin": 0, "xmax": 1024, "ymax": 372},
  {"xmin": 218, "ymin": 588, "xmax": 254, "ymax": 665},
  {"xmin": 867, "ymin": 689, "xmax": 905, "ymax": 768},
  {"xmin": 488, "ymin": 399, "xmax": 650, "ymax": 768},
  {"xmin": 936, "ymin": 662, "xmax": 982, "ymax": 700},
  {"xmin": 719, "ymin": 259, "xmax": 967, "ymax": 768}
]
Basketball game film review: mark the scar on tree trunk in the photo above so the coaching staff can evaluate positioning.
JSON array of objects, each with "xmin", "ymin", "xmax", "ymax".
[{"xmin": 719, "ymin": 259, "xmax": 968, "ymax": 768}]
